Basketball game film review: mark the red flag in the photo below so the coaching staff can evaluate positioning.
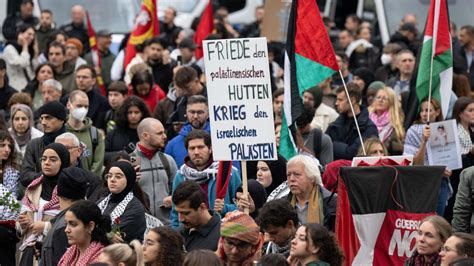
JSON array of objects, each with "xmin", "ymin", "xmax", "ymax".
[
  {"xmin": 215, "ymin": 161, "xmax": 232, "ymax": 199},
  {"xmin": 86, "ymin": 11, "xmax": 107, "ymax": 96},
  {"xmin": 124, "ymin": 0, "xmax": 160, "ymax": 69},
  {"xmin": 193, "ymin": 0, "xmax": 213, "ymax": 60}
]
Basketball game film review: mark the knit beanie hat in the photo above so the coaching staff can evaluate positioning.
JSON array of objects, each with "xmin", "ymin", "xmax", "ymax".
[
  {"xmin": 65, "ymin": 38, "xmax": 84, "ymax": 55},
  {"xmin": 57, "ymin": 167, "xmax": 89, "ymax": 200},
  {"xmin": 305, "ymin": 86, "xmax": 324, "ymax": 109},
  {"xmin": 221, "ymin": 211, "xmax": 260, "ymax": 245},
  {"xmin": 40, "ymin": 101, "xmax": 67, "ymax": 121},
  {"xmin": 368, "ymin": 81, "xmax": 386, "ymax": 91}
]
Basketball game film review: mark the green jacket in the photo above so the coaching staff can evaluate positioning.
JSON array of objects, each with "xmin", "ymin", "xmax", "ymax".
[
  {"xmin": 66, "ymin": 117, "xmax": 105, "ymax": 176},
  {"xmin": 452, "ymin": 166, "xmax": 474, "ymax": 233}
]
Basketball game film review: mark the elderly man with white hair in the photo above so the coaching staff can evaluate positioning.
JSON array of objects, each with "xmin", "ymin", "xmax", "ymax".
[
  {"xmin": 41, "ymin": 79, "xmax": 62, "ymax": 103},
  {"xmin": 55, "ymin": 132, "xmax": 102, "ymax": 202},
  {"xmin": 286, "ymin": 155, "xmax": 337, "ymax": 230}
]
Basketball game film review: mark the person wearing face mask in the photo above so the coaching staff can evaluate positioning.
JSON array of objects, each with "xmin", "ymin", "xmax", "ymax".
[
  {"xmin": 65, "ymin": 90, "xmax": 105, "ymax": 176},
  {"xmin": 374, "ymin": 43, "xmax": 402, "ymax": 83}
]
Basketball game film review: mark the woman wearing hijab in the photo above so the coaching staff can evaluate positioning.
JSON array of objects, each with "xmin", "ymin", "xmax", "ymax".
[
  {"xmin": 16, "ymin": 143, "xmax": 70, "ymax": 266},
  {"xmin": 246, "ymin": 155, "xmax": 288, "ymax": 196},
  {"xmin": 98, "ymin": 161, "xmax": 146, "ymax": 243},
  {"xmin": 8, "ymin": 103, "xmax": 43, "ymax": 163}
]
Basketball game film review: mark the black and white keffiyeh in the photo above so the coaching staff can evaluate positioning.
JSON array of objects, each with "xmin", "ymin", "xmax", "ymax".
[
  {"xmin": 98, "ymin": 192, "xmax": 134, "ymax": 224},
  {"xmin": 179, "ymin": 161, "xmax": 219, "ymax": 184}
]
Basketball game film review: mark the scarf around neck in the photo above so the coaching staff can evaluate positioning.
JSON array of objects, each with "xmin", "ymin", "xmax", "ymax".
[
  {"xmin": 137, "ymin": 142, "xmax": 156, "ymax": 160},
  {"xmin": 98, "ymin": 192, "xmax": 134, "ymax": 225},
  {"xmin": 369, "ymin": 110, "xmax": 393, "ymax": 142},
  {"xmin": 179, "ymin": 159, "xmax": 218, "ymax": 184},
  {"xmin": 41, "ymin": 125, "xmax": 66, "ymax": 146},
  {"xmin": 290, "ymin": 185, "xmax": 322, "ymax": 224},
  {"xmin": 22, "ymin": 175, "xmax": 59, "ymax": 213},
  {"xmin": 58, "ymin": 241, "xmax": 104, "ymax": 266}
]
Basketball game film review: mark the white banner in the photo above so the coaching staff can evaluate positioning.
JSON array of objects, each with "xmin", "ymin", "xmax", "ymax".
[
  {"xmin": 203, "ymin": 37, "xmax": 277, "ymax": 161},
  {"xmin": 427, "ymin": 119, "xmax": 462, "ymax": 170}
]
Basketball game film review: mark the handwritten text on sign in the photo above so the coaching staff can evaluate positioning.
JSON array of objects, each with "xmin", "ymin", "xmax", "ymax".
[{"xmin": 203, "ymin": 38, "xmax": 277, "ymax": 161}]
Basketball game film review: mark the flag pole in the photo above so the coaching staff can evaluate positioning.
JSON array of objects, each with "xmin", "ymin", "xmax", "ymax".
[
  {"xmin": 427, "ymin": 38, "xmax": 436, "ymax": 123},
  {"xmin": 241, "ymin": 160, "xmax": 249, "ymax": 214},
  {"xmin": 338, "ymin": 70, "xmax": 366, "ymax": 156}
]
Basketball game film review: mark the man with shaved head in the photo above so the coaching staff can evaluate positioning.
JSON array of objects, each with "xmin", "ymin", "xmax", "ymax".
[
  {"xmin": 133, "ymin": 118, "xmax": 178, "ymax": 223},
  {"xmin": 60, "ymin": 5, "xmax": 89, "ymax": 53}
]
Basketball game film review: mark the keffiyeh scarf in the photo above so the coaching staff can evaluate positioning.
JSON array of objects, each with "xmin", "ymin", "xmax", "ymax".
[
  {"xmin": 179, "ymin": 161, "xmax": 219, "ymax": 184},
  {"xmin": 58, "ymin": 241, "xmax": 104, "ymax": 266},
  {"xmin": 97, "ymin": 192, "xmax": 134, "ymax": 224}
]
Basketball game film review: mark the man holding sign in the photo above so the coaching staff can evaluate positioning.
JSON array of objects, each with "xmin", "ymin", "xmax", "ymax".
[{"xmin": 170, "ymin": 130, "xmax": 241, "ymax": 228}]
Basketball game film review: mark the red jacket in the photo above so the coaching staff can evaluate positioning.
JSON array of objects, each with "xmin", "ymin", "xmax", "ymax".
[{"xmin": 129, "ymin": 84, "xmax": 166, "ymax": 112}]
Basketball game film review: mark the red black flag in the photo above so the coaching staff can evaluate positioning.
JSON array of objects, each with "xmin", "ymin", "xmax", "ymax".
[{"xmin": 336, "ymin": 166, "xmax": 444, "ymax": 266}]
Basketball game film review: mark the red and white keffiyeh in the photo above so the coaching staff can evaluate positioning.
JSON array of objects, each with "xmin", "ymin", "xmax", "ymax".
[{"xmin": 58, "ymin": 241, "xmax": 104, "ymax": 266}]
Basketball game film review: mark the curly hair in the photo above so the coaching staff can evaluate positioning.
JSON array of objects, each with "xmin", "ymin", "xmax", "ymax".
[
  {"xmin": 149, "ymin": 226, "xmax": 184, "ymax": 266},
  {"xmin": 115, "ymin": 95, "xmax": 151, "ymax": 127},
  {"xmin": 257, "ymin": 199, "xmax": 298, "ymax": 230},
  {"xmin": 305, "ymin": 223, "xmax": 344, "ymax": 266},
  {"xmin": 0, "ymin": 131, "xmax": 17, "ymax": 179}
]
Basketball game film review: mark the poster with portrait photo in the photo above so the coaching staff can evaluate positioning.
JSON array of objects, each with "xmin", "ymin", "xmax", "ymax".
[{"xmin": 427, "ymin": 119, "xmax": 462, "ymax": 170}]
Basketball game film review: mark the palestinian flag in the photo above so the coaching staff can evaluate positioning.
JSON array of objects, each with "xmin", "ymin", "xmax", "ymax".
[
  {"xmin": 336, "ymin": 166, "xmax": 445, "ymax": 266},
  {"xmin": 124, "ymin": 0, "xmax": 159, "ymax": 69},
  {"xmin": 85, "ymin": 11, "xmax": 107, "ymax": 96},
  {"xmin": 280, "ymin": 0, "xmax": 339, "ymax": 159},
  {"xmin": 194, "ymin": 0, "xmax": 213, "ymax": 60},
  {"xmin": 415, "ymin": 0, "xmax": 452, "ymax": 118}
]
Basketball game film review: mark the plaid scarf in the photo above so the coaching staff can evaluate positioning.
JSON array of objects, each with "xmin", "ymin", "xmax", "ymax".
[
  {"xmin": 406, "ymin": 250, "xmax": 441, "ymax": 266},
  {"xmin": 21, "ymin": 175, "xmax": 59, "ymax": 213},
  {"xmin": 58, "ymin": 241, "xmax": 104, "ymax": 266},
  {"xmin": 179, "ymin": 160, "xmax": 218, "ymax": 184},
  {"xmin": 458, "ymin": 123, "xmax": 472, "ymax": 155}
]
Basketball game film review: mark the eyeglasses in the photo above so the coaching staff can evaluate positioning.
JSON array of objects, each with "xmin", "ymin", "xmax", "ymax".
[
  {"xmin": 105, "ymin": 173, "xmax": 125, "ymax": 180},
  {"xmin": 375, "ymin": 96, "xmax": 389, "ymax": 102},
  {"xmin": 223, "ymin": 238, "xmax": 252, "ymax": 250},
  {"xmin": 187, "ymin": 110, "xmax": 206, "ymax": 116},
  {"xmin": 440, "ymin": 246, "xmax": 459, "ymax": 253}
]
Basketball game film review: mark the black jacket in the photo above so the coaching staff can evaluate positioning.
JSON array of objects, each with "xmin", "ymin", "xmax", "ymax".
[
  {"xmin": 325, "ymin": 106, "xmax": 378, "ymax": 160},
  {"xmin": 59, "ymin": 22, "xmax": 90, "ymax": 53},
  {"xmin": 179, "ymin": 211, "xmax": 221, "ymax": 251},
  {"xmin": 2, "ymin": 13, "xmax": 38, "ymax": 42},
  {"xmin": 453, "ymin": 45, "xmax": 474, "ymax": 89},
  {"xmin": 148, "ymin": 60, "xmax": 173, "ymax": 93}
]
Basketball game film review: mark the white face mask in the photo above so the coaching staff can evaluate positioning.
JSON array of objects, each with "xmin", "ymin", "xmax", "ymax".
[
  {"xmin": 380, "ymin": 53, "xmax": 392, "ymax": 65},
  {"xmin": 71, "ymin": 107, "xmax": 88, "ymax": 121}
]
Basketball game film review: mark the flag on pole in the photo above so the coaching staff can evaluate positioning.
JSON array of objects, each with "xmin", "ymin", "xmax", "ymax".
[
  {"xmin": 415, "ymin": 0, "xmax": 452, "ymax": 117},
  {"xmin": 336, "ymin": 166, "xmax": 444, "ymax": 266},
  {"xmin": 194, "ymin": 0, "xmax": 213, "ymax": 60},
  {"xmin": 86, "ymin": 11, "xmax": 107, "ymax": 96},
  {"xmin": 280, "ymin": 0, "xmax": 339, "ymax": 159},
  {"xmin": 124, "ymin": 0, "xmax": 159, "ymax": 69}
]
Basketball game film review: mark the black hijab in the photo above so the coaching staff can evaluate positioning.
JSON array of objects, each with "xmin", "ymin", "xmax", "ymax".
[
  {"xmin": 41, "ymin": 143, "xmax": 70, "ymax": 200},
  {"xmin": 109, "ymin": 161, "xmax": 136, "ymax": 203},
  {"xmin": 247, "ymin": 154, "xmax": 288, "ymax": 195}
]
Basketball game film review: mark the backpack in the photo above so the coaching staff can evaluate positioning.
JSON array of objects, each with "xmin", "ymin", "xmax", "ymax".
[
  {"xmin": 312, "ymin": 128, "xmax": 323, "ymax": 160},
  {"xmin": 89, "ymin": 126, "xmax": 99, "ymax": 154},
  {"xmin": 157, "ymin": 152, "xmax": 173, "ymax": 192}
]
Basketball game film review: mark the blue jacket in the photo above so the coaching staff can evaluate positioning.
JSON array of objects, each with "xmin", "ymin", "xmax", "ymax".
[
  {"xmin": 165, "ymin": 122, "xmax": 211, "ymax": 167},
  {"xmin": 325, "ymin": 106, "xmax": 378, "ymax": 160},
  {"xmin": 164, "ymin": 122, "xmax": 241, "ymax": 172},
  {"xmin": 170, "ymin": 161, "xmax": 241, "ymax": 229}
]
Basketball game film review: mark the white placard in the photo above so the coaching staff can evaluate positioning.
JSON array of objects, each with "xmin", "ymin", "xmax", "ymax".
[
  {"xmin": 351, "ymin": 155, "xmax": 414, "ymax": 166},
  {"xmin": 427, "ymin": 119, "xmax": 462, "ymax": 170},
  {"xmin": 203, "ymin": 37, "xmax": 277, "ymax": 161}
]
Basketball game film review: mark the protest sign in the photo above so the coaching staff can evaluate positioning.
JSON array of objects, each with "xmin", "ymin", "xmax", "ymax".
[
  {"xmin": 203, "ymin": 37, "xmax": 277, "ymax": 161},
  {"xmin": 427, "ymin": 119, "xmax": 462, "ymax": 170}
]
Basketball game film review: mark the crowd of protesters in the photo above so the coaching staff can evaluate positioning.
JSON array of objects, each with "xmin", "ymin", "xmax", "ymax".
[{"xmin": 0, "ymin": 0, "xmax": 474, "ymax": 265}]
